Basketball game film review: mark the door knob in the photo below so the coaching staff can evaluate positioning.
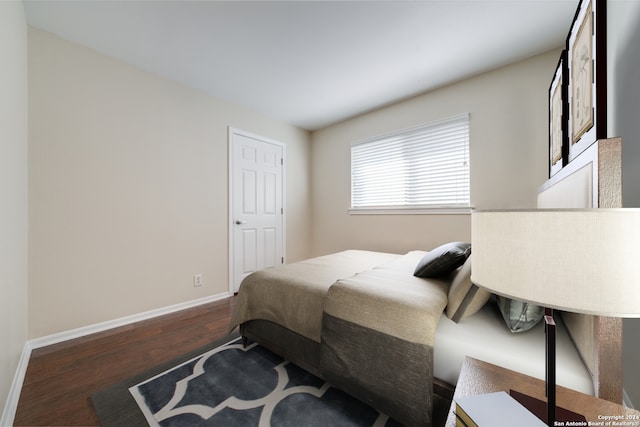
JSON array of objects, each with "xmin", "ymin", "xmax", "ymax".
[{"xmin": 235, "ymin": 220, "xmax": 246, "ymax": 225}]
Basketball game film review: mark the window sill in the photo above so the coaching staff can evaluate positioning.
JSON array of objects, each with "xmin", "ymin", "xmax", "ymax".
[{"xmin": 348, "ymin": 206, "xmax": 472, "ymax": 215}]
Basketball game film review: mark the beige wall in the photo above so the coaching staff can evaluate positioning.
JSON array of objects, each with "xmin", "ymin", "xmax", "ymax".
[
  {"xmin": 310, "ymin": 50, "xmax": 559, "ymax": 256},
  {"xmin": 0, "ymin": 1, "xmax": 29, "ymax": 420},
  {"xmin": 28, "ymin": 28, "xmax": 311, "ymax": 339},
  {"xmin": 608, "ymin": 0, "xmax": 640, "ymax": 409}
]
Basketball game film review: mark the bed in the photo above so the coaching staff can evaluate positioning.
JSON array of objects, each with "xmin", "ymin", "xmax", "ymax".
[
  {"xmin": 229, "ymin": 248, "xmax": 452, "ymax": 427},
  {"xmin": 228, "ymin": 137, "xmax": 622, "ymax": 427}
]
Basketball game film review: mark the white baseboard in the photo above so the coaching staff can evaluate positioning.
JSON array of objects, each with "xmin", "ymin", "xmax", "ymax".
[
  {"xmin": 1, "ymin": 342, "xmax": 32, "ymax": 427},
  {"xmin": 0, "ymin": 292, "xmax": 232, "ymax": 426},
  {"xmin": 29, "ymin": 292, "xmax": 232, "ymax": 349}
]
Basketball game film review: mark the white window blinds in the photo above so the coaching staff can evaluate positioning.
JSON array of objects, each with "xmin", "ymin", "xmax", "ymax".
[{"xmin": 350, "ymin": 113, "xmax": 470, "ymax": 211}]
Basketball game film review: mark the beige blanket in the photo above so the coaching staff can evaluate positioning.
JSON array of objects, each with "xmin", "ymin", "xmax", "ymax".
[
  {"xmin": 324, "ymin": 250, "xmax": 450, "ymax": 346},
  {"xmin": 229, "ymin": 250, "xmax": 401, "ymax": 342}
]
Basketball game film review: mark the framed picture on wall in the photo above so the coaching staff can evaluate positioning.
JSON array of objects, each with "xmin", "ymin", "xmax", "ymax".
[
  {"xmin": 567, "ymin": 0, "xmax": 607, "ymax": 162},
  {"xmin": 549, "ymin": 50, "xmax": 568, "ymax": 177}
]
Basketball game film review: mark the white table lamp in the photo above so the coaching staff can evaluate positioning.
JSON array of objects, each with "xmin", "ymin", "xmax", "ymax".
[{"xmin": 472, "ymin": 209, "xmax": 640, "ymax": 427}]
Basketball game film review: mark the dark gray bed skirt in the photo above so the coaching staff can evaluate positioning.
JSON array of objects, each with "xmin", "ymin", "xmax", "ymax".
[
  {"xmin": 321, "ymin": 313, "xmax": 433, "ymax": 427},
  {"xmin": 240, "ymin": 318, "xmax": 434, "ymax": 427},
  {"xmin": 240, "ymin": 319, "xmax": 322, "ymax": 377}
]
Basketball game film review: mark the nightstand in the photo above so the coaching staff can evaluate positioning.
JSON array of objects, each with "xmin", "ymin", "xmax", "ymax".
[{"xmin": 445, "ymin": 356, "xmax": 640, "ymax": 427}]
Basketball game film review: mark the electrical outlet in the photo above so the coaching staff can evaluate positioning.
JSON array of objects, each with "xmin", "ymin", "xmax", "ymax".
[{"xmin": 193, "ymin": 274, "xmax": 203, "ymax": 287}]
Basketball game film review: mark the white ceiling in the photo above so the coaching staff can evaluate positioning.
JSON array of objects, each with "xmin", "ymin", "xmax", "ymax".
[{"xmin": 23, "ymin": 0, "xmax": 579, "ymax": 131}]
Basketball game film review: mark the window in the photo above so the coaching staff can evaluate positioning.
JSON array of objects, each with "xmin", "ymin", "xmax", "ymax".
[{"xmin": 350, "ymin": 113, "xmax": 470, "ymax": 213}]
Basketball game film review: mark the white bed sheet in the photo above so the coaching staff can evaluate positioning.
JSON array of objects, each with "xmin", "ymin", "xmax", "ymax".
[{"xmin": 433, "ymin": 302, "xmax": 594, "ymax": 396}]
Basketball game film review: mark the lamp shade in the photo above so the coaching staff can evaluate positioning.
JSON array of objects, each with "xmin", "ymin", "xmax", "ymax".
[{"xmin": 471, "ymin": 209, "xmax": 640, "ymax": 317}]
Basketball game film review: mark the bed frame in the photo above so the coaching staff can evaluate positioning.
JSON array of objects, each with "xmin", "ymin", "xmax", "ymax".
[{"xmin": 537, "ymin": 137, "xmax": 623, "ymax": 404}]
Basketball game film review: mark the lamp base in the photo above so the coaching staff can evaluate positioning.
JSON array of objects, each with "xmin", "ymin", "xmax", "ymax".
[{"xmin": 510, "ymin": 389, "xmax": 586, "ymax": 425}]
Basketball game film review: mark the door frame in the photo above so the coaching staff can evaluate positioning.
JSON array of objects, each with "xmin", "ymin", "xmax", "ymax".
[{"xmin": 228, "ymin": 127, "xmax": 286, "ymax": 294}]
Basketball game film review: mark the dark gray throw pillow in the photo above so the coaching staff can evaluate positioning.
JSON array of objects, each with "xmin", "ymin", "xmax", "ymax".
[{"xmin": 414, "ymin": 242, "xmax": 471, "ymax": 278}]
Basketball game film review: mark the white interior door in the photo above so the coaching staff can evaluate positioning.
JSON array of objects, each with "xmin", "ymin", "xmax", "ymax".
[{"xmin": 229, "ymin": 128, "xmax": 285, "ymax": 293}]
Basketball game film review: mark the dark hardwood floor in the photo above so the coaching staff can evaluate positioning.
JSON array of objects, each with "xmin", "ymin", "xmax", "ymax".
[{"xmin": 14, "ymin": 296, "xmax": 236, "ymax": 426}]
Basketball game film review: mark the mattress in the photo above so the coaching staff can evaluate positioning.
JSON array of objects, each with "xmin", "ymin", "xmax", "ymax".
[{"xmin": 434, "ymin": 302, "xmax": 594, "ymax": 395}]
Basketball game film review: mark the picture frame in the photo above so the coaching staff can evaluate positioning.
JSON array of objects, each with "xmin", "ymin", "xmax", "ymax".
[
  {"xmin": 549, "ymin": 50, "xmax": 568, "ymax": 177},
  {"xmin": 567, "ymin": 0, "xmax": 607, "ymax": 162}
]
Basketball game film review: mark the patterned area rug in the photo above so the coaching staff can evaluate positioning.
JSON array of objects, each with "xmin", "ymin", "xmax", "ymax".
[{"xmin": 128, "ymin": 337, "xmax": 403, "ymax": 427}]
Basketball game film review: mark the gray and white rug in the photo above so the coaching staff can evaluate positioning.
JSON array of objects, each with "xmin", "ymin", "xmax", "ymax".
[{"xmin": 129, "ymin": 337, "xmax": 403, "ymax": 427}]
